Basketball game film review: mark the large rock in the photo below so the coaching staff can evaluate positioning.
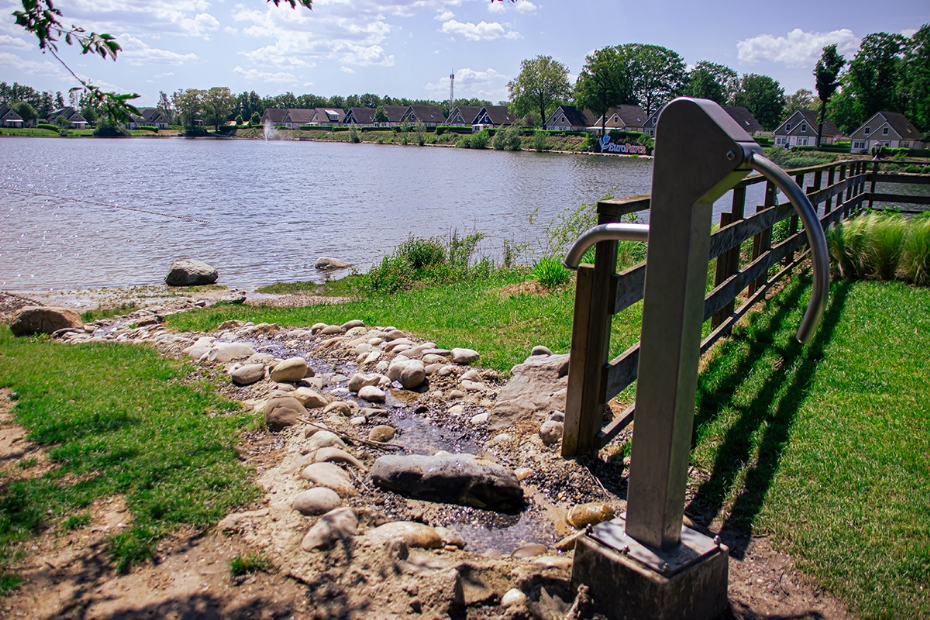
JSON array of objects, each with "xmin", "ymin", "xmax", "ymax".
[
  {"xmin": 371, "ymin": 454, "xmax": 524, "ymax": 510},
  {"xmin": 451, "ymin": 348, "xmax": 480, "ymax": 365},
  {"xmin": 301, "ymin": 507, "xmax": 358, "ymax": 551},
  {"xmin": 293, "ymin": 387, "xmax": 327, "ymax": 409},
  {"xmin": 301, "ymin": 462, "xmax": 357, "ymax": 496},
  {"xmin": 10, "ymin": 306, "xmax": 82, "ymax": 336},
  {"xmin": 347, "ymin": 373, "xmax": 381, "ymax": 393},
  {"xmin": 387, "ymin": 357, "xmax": 426, "ymax": 389},
  {"xmin": 211, "ymin": 342, "xmax": 255, "ymax": 362},
  {"xmin": 165, "ymin": 258, "xmax": 218, "ymax": 286},
  {"xmin": 314, "ymin": 257, "xmax": 352, "ymax": 270},
  {"xmin": 491, "ymin": 354, "xmax": 569, "ymax": 431},
  {"xmin": 270, "ymin": 357, "xmax": 309, "ymax": 383},
  {"xmin": 292, "ymin": 488, "xmax": 342, "ymax": 516},
  {"xmin": 231, "ymin": 363, "xmax": 265, "ymax": 386},
  {"xmin": 264, "ymin": 397, "xmax": 306, "ymax": 430}
]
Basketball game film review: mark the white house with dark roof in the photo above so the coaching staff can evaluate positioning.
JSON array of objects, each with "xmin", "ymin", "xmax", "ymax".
[
  {"xmin": 343, "ymin": 107, "xmax": 376, "ymax": 126},
  {"xmin": 848, "ymin": 111, "xmax": 925, "ymax": 153},
  {"xmin": 0, "ymin": 104, "xmax": 24, "ymax": 128},
  {"xmin": 472, "ymin": 105, "xmax": 518, "ymax": 130},
  {"xmin": 446, "ymin": 105, "xmax": 482, "ymax": 126},
  {"xmin": 773, "ymin": 109, "xmax": 841, "ymax": 147},
  {"xmin": 49, "ymin": 107, "xmax": 87, "ymax": 129},
  {"xmin": 592, "ymin": 104, "xmax": 648, "ymax": 133},
  {"xmin": 401, "ymin": 105, "xmax": 445, "ymax": 127},
  {"xmin": 544, "ymin": 105, "xmax": 596, "ymax": 131}
]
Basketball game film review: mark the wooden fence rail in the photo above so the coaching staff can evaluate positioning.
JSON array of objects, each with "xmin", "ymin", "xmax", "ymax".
[{"xmin": 561, "ymin": 158, "xmax": 930, "ymax": 457}]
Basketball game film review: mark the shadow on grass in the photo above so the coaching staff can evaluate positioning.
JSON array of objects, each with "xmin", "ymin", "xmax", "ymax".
[{"xmin": 687, "ymin": 278, "xmax": 851, "ymax": 558}]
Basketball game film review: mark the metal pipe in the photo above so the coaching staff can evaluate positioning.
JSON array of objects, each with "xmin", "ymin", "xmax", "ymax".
[
  {"xmin": 747, "ymin": 153, "xmax": 830, "ymax": 344},
  {"xmin": 563, "ymin": 223, "xmax": 650, "ymax": 270}
]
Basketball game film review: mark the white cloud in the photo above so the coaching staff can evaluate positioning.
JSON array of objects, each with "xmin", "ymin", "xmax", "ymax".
[
  {"xmin": 233, "ymin": 66, "xmax": 297, "ymax": 83},
  {"xmin": 737, "ymin": 28, "xmax": 860, "ymax": 68},
  {"xmin": 515, "ymin": 1, "xmax": 537, "ymax": 13},
  {"xmin": 118, "ymin": 34, "xmax": 197, "ymax": 65},
  {"xmin": 340, "ymin": 66, "xmax": 355, "ymax": 73},
  {"xmin": 303, "ymin": 81, "xmax": 314, "ymax": 87},
  {"xmin": 224, "ymin": 26, "xmax": 239, "ymax": 34},
  {"xmin": 441, "ymin": 19, "xmax": 519, "ymax": 41},
  {"xmin": 0, "ymin": 35, "xmax": 31, "ymax": 50},
  {"xmin": 435, "ymin": 10, "xmax": 454, "ymax": 21},
  {"xmin": 179, "ymin": 12, "xmax": 219, "ymax": 37},
  {"xmin": 0, "ymin": 51, "xmax": 68, "ymax": 78},
  {"xmin": 154, "ymin": 72, "xmax": 175, "ymax": 78},
  {"xmin": 489, "ymin": 0, "xmax": 536, "ymax": 13}
]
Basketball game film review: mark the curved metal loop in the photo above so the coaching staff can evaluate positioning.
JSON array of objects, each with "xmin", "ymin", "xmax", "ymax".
[
  {"xmin": 563, "ymin": 223, "xmax": 650, "ymax": 270},
  {"xmin": 747, "ymin": 153, "xmax": 830, "ymax": 344}
]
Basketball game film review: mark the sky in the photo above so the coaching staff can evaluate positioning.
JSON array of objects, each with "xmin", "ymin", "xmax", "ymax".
[{"xmin": 1, "ymin": 0, "xmax": 928, "ymax": 107}]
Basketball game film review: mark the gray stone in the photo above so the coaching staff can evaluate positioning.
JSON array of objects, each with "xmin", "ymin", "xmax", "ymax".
[
  {"xmin": 314, "ymin": 257, "xmax": 352, "ymax": 271},
  {"xmin": 270, "ymin": 357, "xmax": 309, "ymax": 383},
  {"xmin": 384, "ymin": 329, "xmax": 406, "ymax": 341},
  {"xmin": 399, "ymin": 360, "xmax": 426, "ymax": 389},
  {"xmin": 358, "ymin": 385, "xmax": 386, "ymax": 403},
  {"xmin": 264, "ymin": 397, "xmax": 306, "ymax": 431},
  {"xmin": 460, "ymin": 369, "xmax": 481, "ymax": 382},
  {"xmin": 10, "ymin": 306, "xmax": 83, "ymax": 337},
  {"xmin": 370, "ymin": 453, "xmax": 524, "ymax": 510},
  {"xmin": 211, "ymin": 342, "xmax": 256, "ymax": 363},
  {"xmin": 292, "ymin": 487, "xmax": 342, "ymax": 516},
  {"xmin": 451, "ymin": 348, "xmax": 480, "ymax": 364},
  {"xmin": 491, "ymin": 354, "xmax": 569, "ymax": 431},
  {"xmin": 538, "ymin": 420, "xmax": 564, "ymax": 445},
  {"xmin": 320, "ymin": 325, "xmax": 344, "ymax": 335},
  {"xmin": 511, "ymin": 543, "xmax": 548, "ymax": 558},
  {"xmin": 165, "ymin": 258, "xmax": 218, "ymax": 286},
  {"xmin": 368, "ymin": 425, "xmax": 396, "ymax": 443},
  {"xmin": 300, "ymin": 462, "xmax": 357, "ymax": 496},
  {"xmin": 501, "ymin": 588, "xmax": 527, "ymax": 608},
  {"xmin": 305, "ymin": 430, "xmax": 347, "ymax": 452},
  {"xmin": 368, "ymin": 522, "xmax": 443, "ymax": 549},
  {"xmin": 531, "ymin": 345, "xmax": 553, "ymax": 356},
  {"xmin": 470, "ymin": 412, "xmax": 490, "ymax": 425},
  {"xmin": 323, "ymin": 401, "xmax": 352, "ymax": 417},
  {"xmin": 347, "ymin": 373, "xmax": 381, "ymax": 393},
  {"xmin": 312, "ymin": 447, "xmax": 365, "ymax": 469},
  {"xmin": 341, "ymin": 319, "xmax": 365, "ymax": 330},
  {"xmin": 301, "ymin": 507, "xmax": 358, "ymax": 551},
  {"xmin": 293, "ymin": 387, "xmax": 327, "ymax": 409},
  {"xmin": 231, "ymin": 363, "xmax": 265, "ymax": 386}
]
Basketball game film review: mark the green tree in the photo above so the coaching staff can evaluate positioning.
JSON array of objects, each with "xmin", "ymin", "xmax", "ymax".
[
  {"xmin": 826, "ymin": 76, "xmax": 865, "ymax": 135},
  {"xmin": 848, "ymin": 32, "xmax": 906, "ymax": 118},
  {"xmin": 782, "ymin": 88, "xmax": 815, "ymax": 123},
  {"xmin": 507, "ymin": 55, "xmax": 572, "ymax": 129},
  {"xmin": 79, "ymin": 104, "xmax": 97, "ymax": 124},
  {"xmin": 902, "ymin": 25, "xmax": 930, "ymax": 133},
  {"xmin": 201, "ymin": 87, "xmax": 234, "ymax": 131},
  {"xmin": 12, "ymin": 101, "xmax": 37, "ymax": 125},
  {"xmin": 250, "ymin": 111, "xmax": 261, "ymax": 126},
  {"xmin": 414, "ymin": 120, "xmax": 427, "ymax": 146},
  {"xmin": 374, "ymin": 105, "xmax": 388, "ymax": 124},
  {"xmin": 618, "ymin": 43, "xmax": 687, "ymax": 114},
  {"xmin": 235, "ymin": 113, "xmax": 243, "ymax": 125},
  {"xmin": 575, "ymin": 46, "xmax": 633, "ymax": 136},
  {"xmin": 683, "ymin": 61, "xmax": 738, "ymax": 104},
  {"xmin": 172, "ymin": 88, "xmax": 203, "ymax": 131},
  {"xmin": 814, "ymin": 44, "xmax": 846, "ymax": 147},
  {"xmin": 732, "ymin": 74, "xmax": 785, "ymax": 131},
  {"xmin": 156, "ymin": 90, "xmax": 174, "ymax": 123}
]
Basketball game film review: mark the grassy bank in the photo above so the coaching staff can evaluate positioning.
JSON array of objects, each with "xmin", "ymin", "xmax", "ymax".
[
  {"xmin": 693, "ymin": 277, "xmax": 930, "ymax": 619},
  {"xmin": 0, "ymin": 330, "xmax": 259, "ymax": 585}
]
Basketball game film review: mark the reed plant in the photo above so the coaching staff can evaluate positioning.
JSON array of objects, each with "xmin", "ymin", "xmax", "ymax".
[{"xmin": 827, "ymin": 212, "xmax": 930, "ymax": 285}]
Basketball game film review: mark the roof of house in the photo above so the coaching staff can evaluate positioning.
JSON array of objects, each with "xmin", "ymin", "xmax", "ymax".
[
  {"xmin": 406, "ymin": 105, "xmax": 446, "ymax": 124},
  {"xmin": 479, "ymin": 105, "xmax": 518, "ymax": 125},
  {"xmin": 129, "ymin": 114, "xmax": 147, "ymax": 124},
  {"xmin": 285, "ymin": 108, "xmax": 316, "ymax": 125},
  {"xmin": 878, "ymin": 111, "xmax": 922, "ymax": 140},
  {"xmin": 50, "ymin": 107, "xmax": 86, "ymax": 122},
  {"xmin": 644, "ymin": 103, "xmax": 666, "ymax": 129},
  {"xmin": 723, "ymin": 105, "xmax": 765, "ymax": 134},
  {"xmin": 546, "ymin": 105, "xmax": 596, "ymax": 128},
  {"xmin": 314, "ymin": 107, "xmax": 345, "ymax": 123},
  {"xmin": 774, "ymin": 109, "xmax": 840, "ymax": 137},
  {"xmin": 595, "ymin": 104, "xmax": 649, "ymax": 129},
  {"xmin": 448, "ymin": 106, "xmax": 482, "ymax": 125},
  {"xmin": 262, "ymin": 108, "xmax": 289, "ymax": 123},
  {"xmin": 381, "ymin": 105, "xmax": 409, "ymax": 123},
  {"xmin": 0, "ymin": 105, "xmax": 23, "ymax": 121},
  {"xmin": 345, "ymin": 107, "xmax": 376, "ymax": 124}
]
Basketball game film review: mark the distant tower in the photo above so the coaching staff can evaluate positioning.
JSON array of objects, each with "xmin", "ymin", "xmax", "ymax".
[{"xmin": 450, "ymin": 70, "xmax": 455, "ymax": 111}]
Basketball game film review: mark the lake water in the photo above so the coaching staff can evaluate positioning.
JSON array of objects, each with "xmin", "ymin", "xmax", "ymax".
[{"xmin": 0, "ymin": 137, "xmax": 795, "ymax": 291}]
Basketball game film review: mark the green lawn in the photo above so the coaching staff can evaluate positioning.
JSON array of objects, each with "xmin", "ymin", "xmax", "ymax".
[
  {"xmin": 0, "ymin": 128, "xmax": 60, "ymax": 137},
  {"xmin": 693, "ymin": 277, "xmax": 930, "ymax": 619},
  {"xmin": 0, "ymin": 330, "xmax": 259, "ymax": 584}
]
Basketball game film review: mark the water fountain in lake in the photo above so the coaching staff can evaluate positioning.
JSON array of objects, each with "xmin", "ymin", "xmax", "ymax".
[{"xmin": 263, "ymin": 119, "xmax": 279, "ymax": 142}]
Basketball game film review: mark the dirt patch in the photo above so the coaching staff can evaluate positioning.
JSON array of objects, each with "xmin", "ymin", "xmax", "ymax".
[
  {"xmin": 0, "ymin": 388, "xmax": 51, "ymax": 481},
  {"xmin": 498, "ymin": 281, "xmax": 549, "ymax": 296}
]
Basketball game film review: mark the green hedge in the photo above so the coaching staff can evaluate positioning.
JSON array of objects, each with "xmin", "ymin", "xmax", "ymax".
[
  {"xmin": 793, "ymin": 144, "xmax": 851, "ymax": 153},
  {"xmin": 754, "ymin": 137, "xmax": 775, "ymax": 146},
  {"xmin": 34, "ymin": 123, "xmax": 60, "ymax": 132},
  {"xmin": 435, "ymin": 125, "xmax": 473, "ymax": 135}
]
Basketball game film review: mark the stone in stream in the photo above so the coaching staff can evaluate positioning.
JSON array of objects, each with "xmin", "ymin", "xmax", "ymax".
[
  {"xmin": 270, "ymin": 357, "xmax": 309, "ymax": 383},
  {"xmin": 387, "ymin": 358, "xmax": 426, "ymax": 389},
  {"xmin": 451, "ymin": 348, "xmax": 480, "ymax": 364},
  {"xmin": 368, "ymin": 425, "xmax": 396, "ymax": 443},
  {"xmin": 314, "ymin": 257, "xmax": 352, "ymax": 271},
  {"xmin": 566, "ymin": 502, "xmax": 615, "ymax": 529},
  {"xmin": 433, "ymin": 526, "xmax": 466, "ymax": 549},
  {"xmin": 370, "ymin": 453, "xmax": 524, "ymax": 510},
  {"xmin": 301, "ymin": 462, "xmax": 357, "ymax": 496},
  {"xmin": 491, "ymin": 354, "xmax": 569, "ymax": 432},
  {"xmin": 165, "ymin": 258, "xmax": 218, "ymax": 286},
  {"xmin": 292, "ymin": 488, "xmax": 342, "ymax": 516},
  {"xmin": 293, "ymin": 387, "xmax": 327, "ymax": 409},
  {"xmin": 10, "ymin": 306, "xmax": 83, "ymax": 337},
  {"xmin": 358, "ymin": 386, "xmax": 386, "ymax": 403},
  {"xmin": 301, "ymin": 507, "xmax": 358, "ymax": 551},
  {"xmin": 511, "ymin": 543, "xmax": 548, "ymax": 559},
  {"xmin": 538, "ymin": 420, "xmax": 564, "ymax": 446},
  {"xmin": 367, "ymin": 522, "xmax": 443, "ymax": 549},
  {"xmin": 264, "ymin": 397, "xmax": 306, "ymax": 431},
  {"xmin": 230, "ymin": 363, "xmax": 265, "ymax": 386},
  {"xmin": 347, "ymin": 373, "xmax": 381, "ymax": 393},
  {"xmin": 211, "ymin": 342, "xmax": 256, "ymax": 363}
]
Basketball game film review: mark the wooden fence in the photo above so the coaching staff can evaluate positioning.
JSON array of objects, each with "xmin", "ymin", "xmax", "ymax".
[{"xmin": 562, "ymin": 159, "xmax": 930, "ymax": 457}]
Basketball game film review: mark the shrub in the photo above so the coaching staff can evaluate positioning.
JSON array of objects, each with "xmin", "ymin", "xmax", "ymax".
[
  {"xmin": 531, "ymin": 130, "xmax": 549, "ymax": 152},
  {"xmin": 898, "ymin": 218, "xmax": 930, "ymax": 285},
  {"xmin": 35, "ymin": 123, "xmax": 59, "ymax": 132},
  {"xmin": 93, "ymin": 121, "xmax": 131, "ymax": 137},
  {"xmin": 532, "ymin": 255, "xmax": 571, "ymax": 289},
  {"xmin": 365, "ymin": 231, "xmax": 491, "ymax": 294},
  {"xmin": 235, "ymin": 114, "xmax": 244, "ymax": 125},
  {"xmin": 349, "ymin": 125, "xmax": 360, "ymax": 143},
  {"xmin": 415, "ymin": 120, "xmax": 427, "ymax": 146},
  {"xmin": 492, "ymin": 125, "xmax": 522, "ymax": 151},
  {"xmin": 250, "ymin": 111, "xmax": 261, "ymax": 125},
  {"xmin": 827, "ymin": 213, "xmax": 930, "ymax": 285}
]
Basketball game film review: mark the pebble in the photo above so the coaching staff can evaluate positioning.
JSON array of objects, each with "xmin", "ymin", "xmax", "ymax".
[
  {"xmin": 368, "ymin": 522, "xmax": 443, "ymax": 549},
  {"xmin": 514, "ymin": 467, "xmax": 534, "ymax": 481},
  {"xmin": 566, "ymin": 502, "xmax": 615, "ymax": 529},
  {"xmin": 305, "ymin": 430, "xmax": 347, "ymax": 452},
  {"xmin": 270, "ymin": 357, "xmax": 310, "ymax": 383},
  {"xmin": 230, "ymin": 363, "xmax": 265, "ymax": 386},
  {"xmin": 368, "ymin": 425, "xmax": 396, "ymax": 443},
  {"xmin": 320, "ymin": 325, "xmax": 345, "ymax": 335},
  {"xmin": 347, "ymin": 373, "xmax": 381, "ymax": 393},
  {"xmin": 341, "ymin": 319, "xmax": 365, "ymax": 330},
  {"xmin": 264, "ymin": 397, "xmax": 306, "ymax": 431},
  {"xmin": 312, "ymin": 447, "xmax": 365, "ymax": 469},
  {"xmin": 437, "ymin": 365, "xmax": 457, "ymax": 377},
  {"xmin": 451, "ymin": 348, "xmax": 480, "ymax": 364},
  {"xmin": 300, "ymin": 462, "xmax": 357, "ymax": 496},
  {"xmin": 501, "ymin": 588, "xmax": 527, "ymax": 608},
  {"xmin": 349, "ymin": 416, "xmax": 366, "ymax": 425},
  {"xmin": 301, "ymin": 507, "xmax": 358, "ymax": 551},
  {"xmin": 309, "ymin": 322, "xmax": 327, "ymax": 334},
  {"xmin": 538, "ymin": 420, "xmax": 564, "ymax": 445},
  {"xmin": 292, "ymin": 488, "xmax": 342, "ymax": 516},
  {"xmin": 448, "ymin": 390, "xmax": 465, "ymax": 399},
  {"xmin": 460, "ymin": 369, "xmax": 481, "ymax": 382},
  {"xmin": 447, "ymin": 405, "xmax": 464, "ymax": 416},
  {"xmin": 531, "ymin": 345, "xmax": 553, "ymax": 356},
  {"xmin": 460, "ymin": 380, "xmax": 485, "ymax": 392},
  {"xmin": 211, "ymin": 342, "xmax": 256, "ymax": 363},
  {"xmin": 511, "ymin": 543, "xmax": 548, "ymax": 559},
  {"xmin": 323, "ymin": 401, "xmax": 352, "ymax": 417},
  {"xmin": 470, "ymin": 412, "xmax": 489, "ymax": 425},
  {"xmin": 293, "ymin": 387, "xmax": 328, "ymax": 409},
  {"xmin": 358, "ymin": 386, "xmax": 386, "ymax": 403}
]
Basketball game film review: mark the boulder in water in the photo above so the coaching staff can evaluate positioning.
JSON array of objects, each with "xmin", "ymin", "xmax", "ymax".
[
  {"xmin": 314, "ymin": 257, "xmax": 352, "ymax": 270},
  {"xmin": 165, "ymin": 258, "xmax": 218, "ymax": 286}
]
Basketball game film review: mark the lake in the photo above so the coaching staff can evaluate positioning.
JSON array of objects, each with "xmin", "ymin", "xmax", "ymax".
[{"xmin": 0, "ymin": 137, "xmax": 780, "ymax": 291}]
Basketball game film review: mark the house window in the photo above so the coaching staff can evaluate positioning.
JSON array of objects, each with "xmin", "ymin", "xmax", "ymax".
[
  {"xmin": 801, "ymin": 123, "xmax": 807, "ymax": 132},
  {"xmin": 903, "ymin": 141, "xmax": 910, "ymax": 147},
  {"xmin": 882, "ymin": 127, "xmax": 889, "ymax": 135},
  {"xmin": 800, "ymin": 138, "xmax": 808, "ymax": 146},
  {"xmin": 864, "ymin": 126, "xmax": 870, "ymax": 134},
  {"xmin": 785, "ymin": 123, "xmax": 792, "ymax": 131}
]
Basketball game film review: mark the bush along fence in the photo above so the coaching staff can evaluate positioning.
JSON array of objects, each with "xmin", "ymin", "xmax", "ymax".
[{"xmin": 561, "ymin": 158, "xmax": 930, "ymax": 456}]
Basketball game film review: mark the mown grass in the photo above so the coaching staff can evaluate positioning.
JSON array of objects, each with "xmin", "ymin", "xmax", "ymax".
[
  {"xmin": 692, "ymin": 276, "xmax": 930, "ymax": 619},
  {"xmin": 81, "ymin": 303, "xmax": 138, "ymax": 323},
  {"xmin": 229, "ymin": 553, "xmax": 272, "ymax": 577},
  {"xmin": 168, "ymin": 269, "xmax": 646, "ymax": 374},
  {"xmin": 0, "ymin": 329, "xmax": 260, "ymax": 580},
  {"xmin": 254, "ymin": 275, "xmax": 364, "ymax": 296}
]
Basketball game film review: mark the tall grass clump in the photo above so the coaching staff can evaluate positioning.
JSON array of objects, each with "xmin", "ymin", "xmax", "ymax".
[
  {"xmin": 532, "ymin": 255, "xmax": 571, "ymax": 289},
  {"xmin": 366, "ymin": 231, "xmax": 492, "ymax": 294},
  {"xmin": 827, "ymin": 212, "xmax": 930, "ymax": 285},
  {"xmin": 455, "ymin": 129, "xmax": 490, "ymax": 149},
  {"xmin": 492, "ymin": 125, "xmax": 522, "ymax": 151}
]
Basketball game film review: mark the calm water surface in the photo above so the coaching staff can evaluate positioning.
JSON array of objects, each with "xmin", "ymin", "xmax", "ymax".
[{"xmin": 1, "ymin": 137, "xmax": 771, "ymax": 291}]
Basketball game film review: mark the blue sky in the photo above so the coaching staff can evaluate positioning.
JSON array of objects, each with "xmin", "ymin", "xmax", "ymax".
[{"xmin": 1, "ymin": 0, "xmax": 927, "ymax": 107}]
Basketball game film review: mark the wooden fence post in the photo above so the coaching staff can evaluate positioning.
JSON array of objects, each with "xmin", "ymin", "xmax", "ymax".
[
  {"xmin": 562, "ymin": 203, "xmax": 621, "ymax": 458},
  {"xmin": 711, "ymin": 185, "xmax": 746, "ymax": 329},
  {"xmin": 824, "ymin": 165, "xmax": 836, "ymax": 215},
  {"xmin": 749, "ymin": 180, "xmax": 776, "ymax": 294},
  {"xmin": 869, "ymin": 161, "xmax": 878, "ymax": 209}
]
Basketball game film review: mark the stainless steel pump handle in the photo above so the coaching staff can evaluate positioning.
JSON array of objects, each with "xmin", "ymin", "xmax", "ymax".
[
  {"xmin": 563, "ymin": 223, "xmax": 650, "ymax": 270},
  {"xmin": 747, "ymin": 153, "xmax": 829, "ymax": 344}
]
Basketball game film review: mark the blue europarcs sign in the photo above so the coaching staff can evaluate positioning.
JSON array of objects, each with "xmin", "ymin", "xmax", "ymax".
[{"xmin": 599, "ymin": 134, "xmax": 649, "ymax": 155}]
